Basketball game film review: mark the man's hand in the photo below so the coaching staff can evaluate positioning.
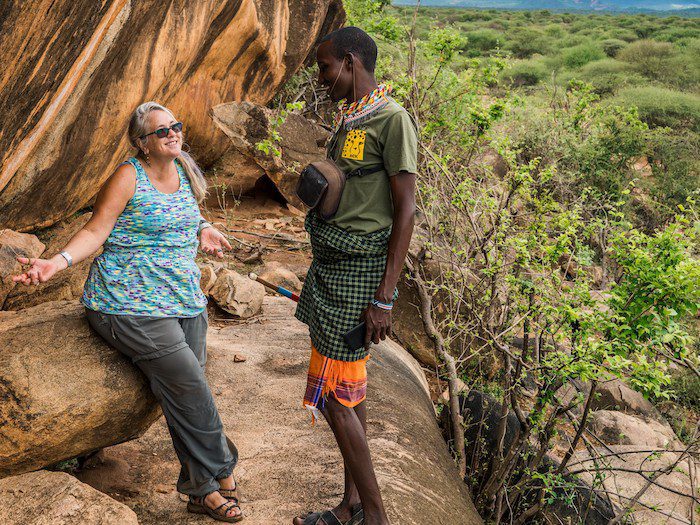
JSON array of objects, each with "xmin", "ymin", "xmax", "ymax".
[
  {"xmin": 362, "ymin": 303, "xmax": 392, "ymax": 349},
  {"xmin": 200, "ymin": 227, "xmax": 232, "ymax": 258}
]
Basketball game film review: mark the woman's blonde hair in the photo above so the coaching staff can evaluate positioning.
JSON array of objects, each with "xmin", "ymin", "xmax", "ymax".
[{"xmin": 127, "ymin": 102, "xmax": 208, "ymax": 202}]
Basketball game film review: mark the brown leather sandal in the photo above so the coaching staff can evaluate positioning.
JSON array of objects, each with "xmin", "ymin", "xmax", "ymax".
[
  {"xmin": 188, "ymin": 493, "xmax": 243, "ymax": 523},
  {"xmin": 218, "ymin": 475, "xmax": 239, "ymax": 502}
]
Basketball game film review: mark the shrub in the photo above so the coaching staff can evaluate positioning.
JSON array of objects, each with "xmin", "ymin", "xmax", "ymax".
[
  {"xmin": 656, "ymin": 27, "xmax": 700, "ymax": 43},
  {"xmin": 648, "ymin": 129, "xmax": 700, "ymax": 215},
  {"xmin": 617, "ymin": 39, "xmax": 678, "ymax": 81},
  {"xmin": 543, "ymin": 24, "xmax": 566, "ymax": 39},
  {"xmin": 612, "ymin": 87, "xmax": 700, "ymax": 132},
  {"xmin": 670, "ymin": 369, "xmax": 700, "ymax": 413},
  {"xmin": 601, "ymin": 38, "xmax": 628, "ymax": 57},
  {"xmin": 506, "ymin": 28, "xmax": 553, "ymax": 58},
  {"xmin": 502, "ymin": 59, "xmax": 549, "ymax": 87},
  {"xmin": 612, "ymin": 28, "xmax": 640, "ymax": 43},
  {"xmin": 462, "ymin": 28, "xmax": 503, "ymax": 55},
  {"xmin": 577, "ymin": 59, "xmax": 645, "ymax": 95},
  {"xmin": 562, "ymin": 43, "xmax": 606, "ymax": 69}
]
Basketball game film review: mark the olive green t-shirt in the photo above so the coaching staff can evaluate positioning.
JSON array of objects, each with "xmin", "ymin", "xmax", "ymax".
[{"xmin": 327, "ymin": 98, "xmax": 418, "ymax": 234}]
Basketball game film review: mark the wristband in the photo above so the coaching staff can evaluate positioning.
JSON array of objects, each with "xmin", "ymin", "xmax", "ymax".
[
  {"xmin": 59, "ymin": 251, "xmax": 73, "ymax": 267},
  {"xmin": 371, "ymin": 298, "xmax": 393, "ymax": 311},
  {"xmin": 198, "ymin": 221, "xmax": 213, "ymax": 235}
]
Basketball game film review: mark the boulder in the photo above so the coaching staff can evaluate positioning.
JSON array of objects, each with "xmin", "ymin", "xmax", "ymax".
[
  {"xmin": 588, "ymin": 410, "xmax": 681, "ymax": 448},
  {"xmin": 0, "ymin": 230, "xmax": 45, "ymax": 308},
  {"xmin": 3, "ymin": 213, "xmax": 98, "ymax": 310},
  {"xmin": 591, "ymin": 379, "xmax": 661, "ymax": 419},
  {"xmin": 0, "ymin": 300, "xmax": 160, "ymax": 478},
  {"xmin": 392, "ymin": 270, "xmax": 438, "ymax": 368},
  {"xmin": 572, "ymin": 445, "xmax": 698, "ymax": 524},
  {"xmin": 77, "ymin": 297, "xmax": 483, "ymax": 524},
  {"xmin": 260, "ymin": 256, "xmax": 311, "ymax": 282},
  {"xmin": 439, "ymin": 378, "xmax": 469, "ymax": 404},
  {"xmin": 210, "ymin": 101, "xmax": 330, "ymax": 206},
  {"xmin": 198, "ymin": 262, "xmax": 219, "ymax": 296},
  {"xmin": 392, "ymin": 227, "xmax": 439, "ymax": 367},
  {"xmin": 210, "ymin": 269, "xmax": 265, "ymax": 318},
  {"xmin": 453, "ymin": 390, "xmax": 616, "ymax": 524},
  {"xmin": 0, "ymin": 0, "xmax": 345, "ymax": 232},
  {"xmin": 0, "ymin": 470, "xmax": 138, "ymax": 525},
  {"xmin": 257, "ymin": 261, "xmax": 302, "ymax": 293}
]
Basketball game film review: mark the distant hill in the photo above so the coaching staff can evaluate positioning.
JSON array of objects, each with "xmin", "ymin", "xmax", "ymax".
[{"xmin": 392, "ymin": 0, "xmax": 700, "ymax": 16}]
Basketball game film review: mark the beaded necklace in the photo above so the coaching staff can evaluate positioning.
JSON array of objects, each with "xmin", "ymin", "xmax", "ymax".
[{"xmin": 334, "ymin": 84, "xmax": 392, "ymax": 130}]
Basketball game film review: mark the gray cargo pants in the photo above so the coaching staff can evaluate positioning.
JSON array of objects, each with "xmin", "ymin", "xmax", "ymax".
[{"xmin": 85, "ymin": 308, "xmax": 236, "ymax": 497}]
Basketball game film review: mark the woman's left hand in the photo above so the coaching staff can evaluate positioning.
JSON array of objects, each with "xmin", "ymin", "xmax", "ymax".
[{"xmin": 200, "ymin": 227, "xmax": 232, "ymax": 258}]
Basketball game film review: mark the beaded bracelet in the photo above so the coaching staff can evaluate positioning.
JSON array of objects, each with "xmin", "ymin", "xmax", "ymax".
[{"xmin": 371, "ymin": 298, "xmax": 393, "ymax": 311}]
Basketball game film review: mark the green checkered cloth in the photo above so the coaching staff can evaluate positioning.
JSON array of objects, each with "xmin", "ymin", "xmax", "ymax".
[{"xmin": 295, "ymin": 211, "xmax": 397, "ymax": 361}]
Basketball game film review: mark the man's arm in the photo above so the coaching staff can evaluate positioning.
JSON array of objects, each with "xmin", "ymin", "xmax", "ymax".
[{"xmin": 363, "ymin": 171, "xmax": 416, "ymax": 346}]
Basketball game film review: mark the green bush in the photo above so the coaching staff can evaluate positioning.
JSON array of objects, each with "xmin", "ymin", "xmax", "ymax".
[
  {"xmin": 502, "ymin": 59, "xmax": 549, "ymax": 87},
  {"xmin": 656, "ymin": 27, "xmax": 700, "ymax": 43},
  {"xmin": 463, "ymin": 28, "xmax": 503, "ymax": 54},
  {"xmin": 576, "ymin": 59, "xmax": 645, "ymax": 95},
  {"xmin": 601, "ymin": 38, "xmax": 628, "ymax": 58},
  {"xmin": 543, "ymin": 24, "xmax": 566, "ymax": 39},
  {"xmin": 612, "ymin": 86, "xmax": 700, "ymax": 132},
  {"xmin": 617, "ymin": 39, "xmax": 679, "ymax": 82},
  {"xmin": 562, "ymin": 42, "xmax": 606, "ymax": 69},
  {"xmin": 506, "ymin": 28, "xmax": 552, "ymax": 58},
  {"xmin": 648, "ymin": 129, "xmax": 700, "ymax": 215},
  {"xmin": 613, "ymin": 28, "xmax": 640, "ymax": 43},
  {"xmin": 669, "ymin": 369, "xmax": 700, "ymax": 412}
]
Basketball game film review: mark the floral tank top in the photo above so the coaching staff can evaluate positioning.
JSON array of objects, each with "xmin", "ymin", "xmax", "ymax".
[{"xmin": 82, "ymin": 157, "xmax": 207, "ymax": 317}]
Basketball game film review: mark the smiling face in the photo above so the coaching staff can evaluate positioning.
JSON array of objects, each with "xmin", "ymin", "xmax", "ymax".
[
  {"xmin": 140, "ymin": 109, "xmax": 182, "ymax": 161},
  {"xmin": 316, "ymin": 40, "xmax": 352, "ymax": 103}
]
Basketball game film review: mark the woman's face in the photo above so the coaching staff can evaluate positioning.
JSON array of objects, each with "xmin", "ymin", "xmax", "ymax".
[{"xmin": 141, "ymin": 110, "xmax": 182, "ymax": 161}]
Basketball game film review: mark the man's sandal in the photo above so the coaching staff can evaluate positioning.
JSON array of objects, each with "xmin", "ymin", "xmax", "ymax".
[
  {"xmin": 188, "ymin": 494, "xmax": 243, "ymax": 523},
  {"xmin": 299, "ymin": 504, "xmax": 364, "ymax": 525}
]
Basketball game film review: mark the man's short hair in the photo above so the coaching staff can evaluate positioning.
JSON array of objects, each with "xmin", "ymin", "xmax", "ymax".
[{"xmin": 319, "ymin": 26, "xmax": 378, "ymax": 73}]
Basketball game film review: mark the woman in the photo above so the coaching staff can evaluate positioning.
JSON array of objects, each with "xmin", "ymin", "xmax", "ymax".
[{"xmin": 13, "ymin": 102, "xmax": 243, "ymax": 523}]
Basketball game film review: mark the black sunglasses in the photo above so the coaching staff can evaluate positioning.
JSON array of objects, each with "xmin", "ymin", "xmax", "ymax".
[{"xmin": 140, "ymin": 121, "xmax": 183, "ymax": 139}]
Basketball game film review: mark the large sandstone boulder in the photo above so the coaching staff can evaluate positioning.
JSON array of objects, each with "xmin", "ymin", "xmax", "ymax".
[
  {"xmin": 0, "ymin": 470, "xmax": 138, "ymax": 525},
  {"xmin": 76, "ymin": 297, "xmax": 483, "ymax": 524},
  {"xmin": 588, "ymin": 410, "xmax": 681, "ymax": 448},
  {"xmin": 591, "ymin": 379, "xmax": 662, "ymax": 419},
  {"xmin": 0, "ymin": 301, "xmax": 160, "ymax": 478},
  {"xmin": 0, "ymin": 230, "xmax": 45, "ymax": 308},
  {"xmin": 3, "ymin": 213, "xmax": 99, "ymax": 311},
  {"xmin": 572, "ymin": 445, "xmax": 698, "ymax": 525},
  {"xmin": 210, "ymin": 101, "xmax": 330, "ymax": 206},
  {"xmin": 0, "ymin": 0, "xmax": 344, "ymax": 232}
]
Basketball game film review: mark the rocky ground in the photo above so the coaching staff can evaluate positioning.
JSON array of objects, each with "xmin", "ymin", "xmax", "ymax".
[{"xmin": 70, "ymin": 297, "xmax": 481, "ymax": 525}]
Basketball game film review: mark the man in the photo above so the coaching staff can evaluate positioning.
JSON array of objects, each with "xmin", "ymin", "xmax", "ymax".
[{"xmin": 294, "ymin": 26, "xmax": 417, "ymax": 525}]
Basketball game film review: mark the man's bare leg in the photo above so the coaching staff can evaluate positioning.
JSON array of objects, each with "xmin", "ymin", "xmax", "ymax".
[
  {"xmin": 322, "ymin": 397, "xmax": 388, "ymax": 525},
  {"xmin": 293, "ymin": 402, "xmax": 367, "ymax": 524}
]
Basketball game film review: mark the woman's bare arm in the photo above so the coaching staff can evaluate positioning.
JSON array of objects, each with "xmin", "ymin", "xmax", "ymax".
[{"xmin": 13, "ymin": 164, "xmax": 136, "ymax": 285}]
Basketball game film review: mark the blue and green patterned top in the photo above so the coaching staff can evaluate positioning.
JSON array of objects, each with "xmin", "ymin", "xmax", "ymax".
[{"xmin": 82, "ymin": 157, "xmax": 207, "ymax": 317}]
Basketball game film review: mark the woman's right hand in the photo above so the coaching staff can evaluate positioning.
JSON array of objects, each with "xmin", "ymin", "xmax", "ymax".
[{"xmin": 12, "ymin": 256, "xmax": 64, "ymax": 286}]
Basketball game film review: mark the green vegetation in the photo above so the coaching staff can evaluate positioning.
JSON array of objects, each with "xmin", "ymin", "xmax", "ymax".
[
  {"xmin": 278, "ymin": 4, "xmax": 700, "ymax": 522},
  {"xmin": 379, "ymin": 5, "xmax": 700, "ymax": 223}
]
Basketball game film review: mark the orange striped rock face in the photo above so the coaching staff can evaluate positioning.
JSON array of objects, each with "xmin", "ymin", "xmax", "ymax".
[{"xmin": 0, "ymin": 0, "xmax": 343, "ymax": 231}]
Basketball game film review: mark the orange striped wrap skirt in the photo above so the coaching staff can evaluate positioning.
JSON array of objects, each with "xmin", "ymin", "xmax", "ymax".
[{"xmin": 303, "ymin": 345, "xmax": 369, "ymax": 422}]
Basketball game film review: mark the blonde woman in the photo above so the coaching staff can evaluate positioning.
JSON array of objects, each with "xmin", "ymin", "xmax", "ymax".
[{"xmin": 13, "ymin": 102, "xmax": 243, "ymax": 523}]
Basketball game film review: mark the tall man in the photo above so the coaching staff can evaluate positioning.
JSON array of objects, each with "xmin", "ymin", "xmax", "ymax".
[{"xmin": 294, "ymin": 27, "xmax": 417, "ymax": 525}]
